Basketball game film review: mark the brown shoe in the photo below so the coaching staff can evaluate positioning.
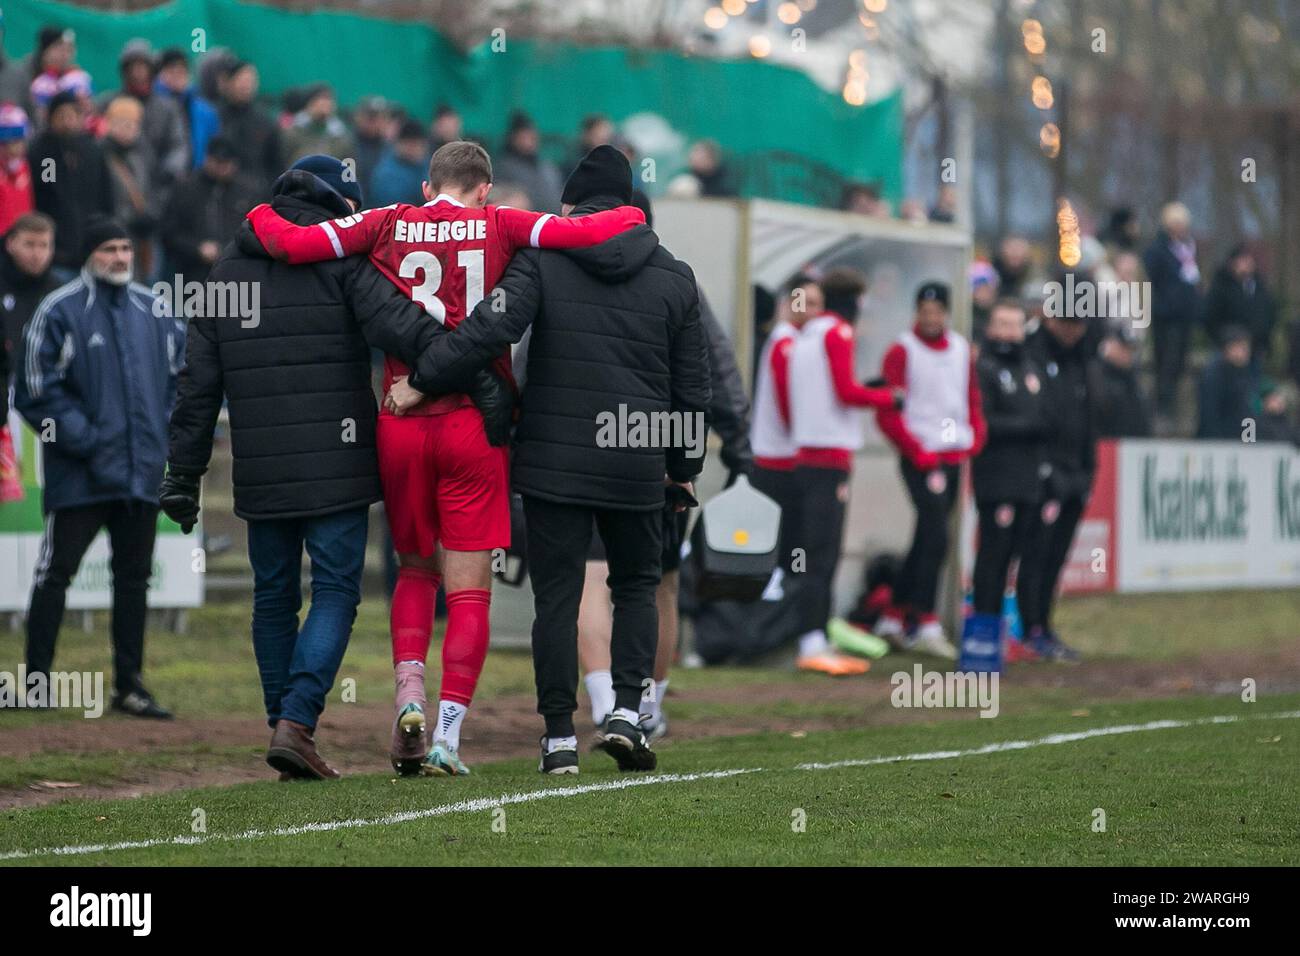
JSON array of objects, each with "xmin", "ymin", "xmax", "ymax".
[{"xmin": 266, "ymin": 719, "xmax": 340, "ymax": 780}]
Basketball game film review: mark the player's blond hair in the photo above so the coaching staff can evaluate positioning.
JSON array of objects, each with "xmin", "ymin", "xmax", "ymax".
[{"xmin": 427, "ymin": 140, "xmax": 493, "ymax": 193}]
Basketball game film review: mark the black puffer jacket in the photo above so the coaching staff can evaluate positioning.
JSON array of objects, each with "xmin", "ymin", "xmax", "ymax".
[
  {"xmin": 1026, "ymin": 324, "xmax": 1097, "ymax": 502},
  {"xmin": 972, "ymin": 340, "xmax": 1047, "ymax": 505},
  {"xmin": 1, "ymin": 251, "xmax": 68, "ymax": 420},
  {"xmin": 167, "ymin": 169, "xmax": 496, "ymax": 520},
  {"xmin": 408, "ymin": 205, "xmax": 711, "ymax": 511}
]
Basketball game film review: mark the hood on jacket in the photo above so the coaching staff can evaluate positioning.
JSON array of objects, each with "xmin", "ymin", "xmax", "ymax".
[
  {"xmin": 559, "ymin": 196, "xmax": 659, "ymax": 284},
  {"xmin": 236, "ymin": 168, "xmax": 351, "ymax": 258},
  {"xmin": 561, "ymin": 223, "xmax": 659, "ymax": 283}
]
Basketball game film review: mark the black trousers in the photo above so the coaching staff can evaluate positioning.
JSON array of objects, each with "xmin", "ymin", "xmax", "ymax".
[
  {"xmin": 972, "ymin": 500, "xmax": 1035, "ymax": 616},
  {"xmin": 790, "ymin": 465, "xmax": 849, "ymax": 635},
  {"xmin": 894, "ymin": 460, "xmax": 960, "ymax": 615},
  {"xmin": 26, "ymin": 500, "xmax": 159, "ymax": 695},
  {"xmin": 523, "ymin": 495, "xmax": 662, "ymax": 739},
  {"xmin": 1152, "ymin": 318, "xmax": 1191, "ymax": 415},
  {"xmin": 1016, "ymin": 494, "xmax": 1086, "ymax": 632},
  {"xmin": 750, "ymin": 464, "xmax": 801, "ymax": 575}
]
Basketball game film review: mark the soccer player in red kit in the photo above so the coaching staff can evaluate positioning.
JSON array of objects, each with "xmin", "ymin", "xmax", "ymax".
[{"xmin": 246, "ymin": 142, "xmax": 644, "ymax": 776}]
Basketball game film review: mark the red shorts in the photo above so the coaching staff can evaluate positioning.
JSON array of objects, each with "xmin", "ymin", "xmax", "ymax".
[{"xmin": 377, "ymin": 407, "xmax": 510, "ymax": 556}]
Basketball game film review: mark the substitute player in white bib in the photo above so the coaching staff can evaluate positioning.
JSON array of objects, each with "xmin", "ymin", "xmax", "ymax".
[
  {"xmin": 874, "ymin": 281, "xmax": 985, "ymax": 657},
  {"xmin": 787, "ymin": 268, "xmax": 900, "ymax": 674}
]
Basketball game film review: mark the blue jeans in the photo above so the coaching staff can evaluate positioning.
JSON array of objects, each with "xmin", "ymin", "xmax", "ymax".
[{"xmin": 246, "ymin": 507, "xmax": 368, "ymax": 730}]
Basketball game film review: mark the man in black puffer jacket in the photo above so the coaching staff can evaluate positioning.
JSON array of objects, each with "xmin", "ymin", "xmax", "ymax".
[
  {"xmin": 1018, "ymin": 306, "xmax": 1097, "ymax": 663},
  {"xmin": 968, "ymin": 299, "xmax": 1047, "ymax": 661},
  {"xmin": 162, "ymin": 156, "xmax": 508, "ymax": 780},
  {"xmin": 392, "ymin": 146, "xmax": 710, "ymax": 773}
]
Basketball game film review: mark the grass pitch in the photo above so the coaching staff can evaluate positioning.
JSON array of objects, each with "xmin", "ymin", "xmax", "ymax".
[
  {"xmin": 2, "ymin": 694, "xmax": 1297, "ymax": 866},
  {"xmin": 1, "ymin": 588, "xmax": 1297, "ymax": 865}
]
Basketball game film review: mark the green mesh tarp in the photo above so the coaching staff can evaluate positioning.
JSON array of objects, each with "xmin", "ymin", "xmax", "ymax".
[{"xmin": 3, "ymin": 0, "xmax": 902, "ymax": 203}]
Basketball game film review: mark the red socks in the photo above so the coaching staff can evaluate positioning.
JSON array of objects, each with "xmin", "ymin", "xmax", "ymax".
[
  {"xmin": 390, "ymin": 566, "xmax": 440, "ymax": 665},
  {"xmin": 391, "ymin": 573, "xmax": 490, "ymax": 708},
  {"xmin": 440, "ymin": 588, "xmax": 491, "ymax": 707}
]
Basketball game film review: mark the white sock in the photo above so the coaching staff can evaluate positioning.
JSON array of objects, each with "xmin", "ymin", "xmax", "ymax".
[
  {"xmin": 584, "ymin": 669, "xmax": 615, "ymax": 725},
  {"xmin": 641, "ymin": 679, "xmax": 669, "ymax": 724},
  {"xmin": 545, "ymin": 735, "xmax": 578, "ymax": 754},
  {"xmin": 798, "ymin": 629, "xmax": 830, "ymax": 658},
  {"xmin": 435, "ymin": 700, "xmax": 467, "ymax": 751},
  {"xmin": 612, "ymin": 706, "xmax": 640, "ymax": 726}
]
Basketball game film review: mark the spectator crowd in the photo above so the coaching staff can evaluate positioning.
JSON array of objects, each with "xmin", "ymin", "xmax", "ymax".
[
  {"xmin": 0, "ymin": 21, "xmax": 1295, "ymax": 716},
  {"xmin": 0, "ymin": 27, "xmax": 743, "ymax": 293},
  {"xmin": 961, "ymin": 202, "xmax": 1295, "ymax": 446}
]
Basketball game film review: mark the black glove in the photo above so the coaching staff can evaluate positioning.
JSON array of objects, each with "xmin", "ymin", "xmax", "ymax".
[
  {"xmin": 467, "ymin": 368, "xmax": 514, "ymax": 447},
  {"xmin": 158, "ymin": 469, "xmax": 201, "ymax": 534},
  {"xmin": 866, "ymin": 376, "xmax": 905, "ymax": 409}
]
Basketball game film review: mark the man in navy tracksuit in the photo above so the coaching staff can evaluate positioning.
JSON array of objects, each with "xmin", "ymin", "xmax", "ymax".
[{"xmin": 15, "ymin": 217, "xmax": 185, "ymax": 717}]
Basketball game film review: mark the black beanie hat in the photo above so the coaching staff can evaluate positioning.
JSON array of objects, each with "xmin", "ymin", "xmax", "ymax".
[
  {"xmin": 46, "ymin": 89, "xmax": 80, "ymax": 118},
  {"xmin": 81, "ymin": 215, "xmax": 129, "ymax": 260},
  {"xmin": 915, "ymin": 280, "xmax": 951, "ymax": 308},
  {"xmin": 561, "ymin": 144, "xmax": 632, "ymax": 206},
  {"xmin": 157, "ymin": 47, "xmax": 189, "ymax": 72},
  {"xmin": 291, "ymin": 154, "xmax": 363, "ymax": 207}
]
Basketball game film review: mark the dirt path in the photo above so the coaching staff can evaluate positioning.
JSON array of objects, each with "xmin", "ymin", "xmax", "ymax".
[{"xmin": 3, "ymin": 644, "xmax": 1297, "ymax": 810}]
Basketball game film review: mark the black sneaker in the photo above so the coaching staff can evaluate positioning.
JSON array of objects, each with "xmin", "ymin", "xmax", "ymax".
[
  {"xmin": 111, "ymin": 687, "xmax": 174, "ymax": 719},
  {"xmin": 1026, "ymin": 630, "xmax": 1082, "ymax": 664},
  {"xmin": 538, "ymin": 736, "xmax": 579, "ymax": 775},
  {"xmin": 598, "ymin": 717, "xmax": 657, "ymax": 772},
  {"xmin": 639, "ymin": 713, "xmax": 669, "ymax": 743}
]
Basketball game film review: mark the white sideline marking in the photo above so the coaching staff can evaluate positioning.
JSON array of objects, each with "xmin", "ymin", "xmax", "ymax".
[
  {"xmin": 0, "ymin": 769, "xmax": 758, "ymax": 862},
  {"xmin": 795, "ymin": 710, "xmax": 1300, "ymax": 770},
  {"xmin": 2, "ymin": 710, "xmax": 1296, "ymax": 862}
]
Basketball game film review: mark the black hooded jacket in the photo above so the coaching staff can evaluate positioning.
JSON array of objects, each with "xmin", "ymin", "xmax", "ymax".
[
  {"xmin": 1025, "ymin": 324, "xmax": 1097, "ymax": 501},
  {"xmin": 407, "ymin": 203, "xmax": 711, "ymax": 510},
  {"xmin": 972, "ymin": 339, "xmax": 1048, "ymax": 505},
  {"xmin": 1202, "ymin": 265, "xmax": 1276, "ymax": 357},
  {"xmin": 167, "ymin": 169, "xmax": 488, "ymax": 520},
  {"xmin": 1, "ymin": 251, "xmax": 68, "ymax": 419}
]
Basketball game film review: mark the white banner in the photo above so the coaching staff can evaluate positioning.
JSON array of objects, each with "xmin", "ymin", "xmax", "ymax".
[
  {"xmin": 1116, "ymin": 440, "xmax": 1300, "ymax": 592},
  {"xmin": 0, "ymin": 530, "xmax": 203, "ymax": 611}
]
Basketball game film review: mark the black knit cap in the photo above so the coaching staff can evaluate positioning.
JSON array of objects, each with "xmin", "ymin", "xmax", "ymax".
[
  {"xmin": 46, "ymin": 89, "xmax": 80, "ymax": 118},
  {"xmin": 561, "ymin": 144, "xmax": 632, "ymax": 206},
  {"xmin": 915, "ymin": 280, "xmax": 950, "ymax": 308},
  {"xmin": 157, "ymin": 47, "xmax": 189, "ymax": 72},
  {"xmin": 81, "ymin": 215, "xmax": 129, "ymax": 260}
]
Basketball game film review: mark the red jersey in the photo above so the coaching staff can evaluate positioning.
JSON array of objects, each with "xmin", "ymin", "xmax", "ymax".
[
  {"xmin": 247, "ymin": 195, "xmax": 644, "ymax": 414},
  {"xmin": 0, "ymin": 158, "xmax": 33, "ymax": 236}
]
